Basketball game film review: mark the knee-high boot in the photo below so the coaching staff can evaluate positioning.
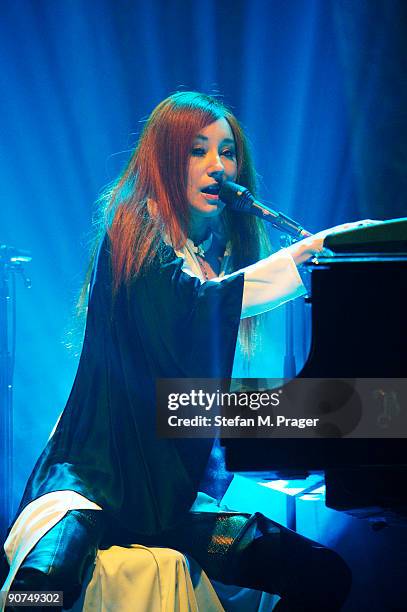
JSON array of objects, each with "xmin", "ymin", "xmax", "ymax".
[
  {"xmin": 5, "ymin": 509, "xmax": 105, "ymax": 612},
  {"xmin": 235, "ymin": 514, "xmax": 352, "ymax": 611}
]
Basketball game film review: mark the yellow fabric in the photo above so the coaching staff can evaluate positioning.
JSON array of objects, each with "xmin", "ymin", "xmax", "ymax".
[
  {"xmin": 82, "ymin": 545, "xmax": 225, "ymax": 612},
  {"xmin": 3, "ymin": 493, "xmax": 277, "ymax": 611}
]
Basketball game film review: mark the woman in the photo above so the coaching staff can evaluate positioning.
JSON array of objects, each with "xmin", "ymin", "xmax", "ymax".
[{"xmin": 2, "ymin": 92, "xmax": 351, "ymax": 611}]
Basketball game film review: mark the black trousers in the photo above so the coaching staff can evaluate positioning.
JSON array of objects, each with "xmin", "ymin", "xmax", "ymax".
[{"xmin": 5, "ymin": 509, "xmax": 351, "ymax": 611}]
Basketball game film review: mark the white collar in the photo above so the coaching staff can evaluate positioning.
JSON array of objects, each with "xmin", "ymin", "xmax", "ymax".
[{"xmin": 186, "ymin": 233, "xmax": 213, "ymax": 257}]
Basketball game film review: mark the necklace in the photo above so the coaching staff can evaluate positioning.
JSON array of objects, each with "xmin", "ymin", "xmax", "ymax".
[
  {"xmin": 186, "ymin": 233, "xmax": 230, "ymax": 281},
  {"xmin": 189, "ymin": 233, "xmax": 213, "ymax": 258},
  {"xmin": 187, "ymin": 234, "xmax": 214, "ymax": 281},
  {"xmin": 196, "ymin": 254, "xmax": 211, "ymax": 281}
]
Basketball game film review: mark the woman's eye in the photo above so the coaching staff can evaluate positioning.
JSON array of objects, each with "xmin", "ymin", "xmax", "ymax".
[
  {"xmin": 191, "ymin": 147, "xmax": 206, "ymax": 157},
  {"xmin": 221, "ymin": 149, "xmax": 236, "ymax": 159}
]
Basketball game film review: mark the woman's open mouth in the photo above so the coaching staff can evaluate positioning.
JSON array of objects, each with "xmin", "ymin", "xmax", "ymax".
[{"xmin": 201, "ymin": 183, "xmax": 221, "ymax": 201}]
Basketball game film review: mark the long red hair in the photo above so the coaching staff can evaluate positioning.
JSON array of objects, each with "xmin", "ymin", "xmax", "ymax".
[
  {"xmin": 94, "ymin": 92, "xmax": 269, "ymax": 286},
  {"xmin": 81, "ymin": 92, "xmax": 270, "ymax": 351}
]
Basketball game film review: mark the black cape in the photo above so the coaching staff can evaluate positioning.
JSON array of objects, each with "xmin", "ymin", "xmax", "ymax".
[{"xmin": 17, "ymin": 237, "xmax": 244, "ymax": 536}]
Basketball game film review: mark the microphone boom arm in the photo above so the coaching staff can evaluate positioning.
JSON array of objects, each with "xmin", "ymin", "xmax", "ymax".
[{"xmin": 219, "ymin": 181, "xmax": 311, "ymax": 240}]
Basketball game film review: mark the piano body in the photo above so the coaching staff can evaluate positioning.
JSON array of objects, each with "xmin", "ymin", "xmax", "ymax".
[
  {"xmin": 223, "ymin": 218, "xmax": 407, "ymax": 610},
  {"xmin": 224, "ymin": 217, "xmax": 407, "ymax": 516}
]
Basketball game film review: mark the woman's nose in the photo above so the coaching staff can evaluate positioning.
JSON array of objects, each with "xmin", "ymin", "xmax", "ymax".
[{"xmin": 207, "ymin": 154, "xmax": 225, "ymax": 178}]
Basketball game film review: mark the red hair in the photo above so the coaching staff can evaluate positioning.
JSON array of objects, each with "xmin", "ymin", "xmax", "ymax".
[
  {"xmin": 96, "ymin": 92, "xmax": 269, "ymax": 289},
  {"xmin": 77, "ymin": 93, "xmax": 271, "ymax": 354}
]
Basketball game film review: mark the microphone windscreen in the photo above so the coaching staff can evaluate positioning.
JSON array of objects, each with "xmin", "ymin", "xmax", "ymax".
[{"xmin": 219, "ymin": 181, "xmax": 251, "ymax": 211}]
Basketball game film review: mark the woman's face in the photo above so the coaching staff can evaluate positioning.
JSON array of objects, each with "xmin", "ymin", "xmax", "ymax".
[{"xmin": 187, "ymin": 118, "xmax": 237, "ymax": 219}]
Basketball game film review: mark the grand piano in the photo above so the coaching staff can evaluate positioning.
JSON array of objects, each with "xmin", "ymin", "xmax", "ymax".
[{"xmin": 223, "ymin": 218, "xmax": 407, "ymax": 520}]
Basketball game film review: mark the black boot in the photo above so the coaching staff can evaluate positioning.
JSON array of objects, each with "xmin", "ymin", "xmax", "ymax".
[
  {"xmin": 237, "ymin": 514, "xmax": 352, "ymax": 611},
  {"xmin": 5, "ymin": 509, "xmax": 105, "ymax": 611}
]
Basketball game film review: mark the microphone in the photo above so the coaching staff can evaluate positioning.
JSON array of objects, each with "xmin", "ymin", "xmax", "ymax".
[{"xmin": 219, "ymin": 181, "xmax": 311, "ymax": 240}]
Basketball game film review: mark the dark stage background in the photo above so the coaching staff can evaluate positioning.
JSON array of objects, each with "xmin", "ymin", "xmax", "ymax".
[{"xmin": 1, "ymin": 0, "xmax": 406, "ymax": 609}]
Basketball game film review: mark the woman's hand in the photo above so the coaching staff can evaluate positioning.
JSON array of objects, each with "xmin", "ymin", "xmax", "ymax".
[
  {"xmin": 287, "ymin": 219, "xmax": 377, "ymax": 266},
  {"xmin": 287, "ymin": 233, "xmax": 327, "ymax": 266}
]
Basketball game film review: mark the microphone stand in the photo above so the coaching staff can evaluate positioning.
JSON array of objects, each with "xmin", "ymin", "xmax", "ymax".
[
  {"xmin": 0, "ymin": 246, "xmax": 31, "ymax": 542},
  {"xmin": 219, "ymin": 181, "xmax": 313, "ymax": 376},
  {"xmin": 280, "ymin": 235, "xmax": 297, "ymax": 378}
]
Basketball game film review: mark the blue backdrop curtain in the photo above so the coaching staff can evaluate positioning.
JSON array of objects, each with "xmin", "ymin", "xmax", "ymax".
[{"xmin": 0, "ymin": 0, "xmax": 406, "ymax": 510}]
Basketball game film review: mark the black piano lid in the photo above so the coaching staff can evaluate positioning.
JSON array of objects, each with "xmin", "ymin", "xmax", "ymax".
[{"xmin": 324, "ymin": 217, "xmax": 407, "ymax": 253}]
